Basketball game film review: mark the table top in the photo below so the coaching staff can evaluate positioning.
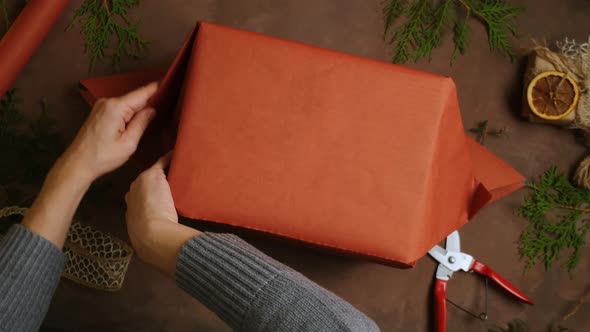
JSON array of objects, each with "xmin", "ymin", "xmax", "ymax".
[{"xmin": 8, "ymin": 0, "xmax": 590, "ymax": 331}]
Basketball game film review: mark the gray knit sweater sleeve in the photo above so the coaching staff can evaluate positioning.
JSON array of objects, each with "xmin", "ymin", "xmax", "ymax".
[
  {"xmin": 176, "ymin": 233, "xmax": 380, "ymax": 332},
  {"xmin": 0, "ymin": 224, "xmax": 66, "ymax": 332}
]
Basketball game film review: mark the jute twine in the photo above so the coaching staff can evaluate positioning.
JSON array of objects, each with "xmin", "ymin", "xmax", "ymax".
[
  {"xmin": 0, "ymin": 206, "xmax": 133, "ymax": 291},
  {"xmin": 523, "ymin": 37, "xmax": 590, "ymax": 188}
]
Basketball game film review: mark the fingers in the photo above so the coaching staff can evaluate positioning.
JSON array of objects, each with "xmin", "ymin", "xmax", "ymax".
[
  {"xmin": 123, "ymin": 107, "xmax": 156, "ymax": 145},
  {"xmin": 125, "ymin": 152, "xmax": 172, "ymax": 205},
  {"xmin": 151, "ymin": 151, "xmax": 172, "ymax": 170},
  {"xmin": 117, "ymin": 81, "xmax": 159, "ymax": 113}
]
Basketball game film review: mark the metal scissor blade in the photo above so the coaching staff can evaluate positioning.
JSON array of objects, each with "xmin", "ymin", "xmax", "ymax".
[
  {"xmin": 428, "ymin": 245, "xmax": 447, "ymax": 264},
  {"xmin": 436, "ymin": 264, "xmax": 453, "ymax": 280},
  {"xmin": 446, "ymin": 231, "xmax": 461, "ymax": 253}
]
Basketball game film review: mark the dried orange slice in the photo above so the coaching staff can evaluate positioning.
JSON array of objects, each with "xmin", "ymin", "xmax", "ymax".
[{"xmin": 527, "ymin": 71, "xmax": 580, "ymax": 120}]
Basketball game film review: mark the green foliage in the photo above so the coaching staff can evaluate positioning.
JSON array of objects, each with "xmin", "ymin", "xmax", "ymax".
[
  {"xmin": 468, "ymin": 120, "xmax": 490, "ymax": 135},
  {"xmin": 383, "ymin": 0, "xmax": 407, "ymax": 38},
  {"xmin": 382, "ymin": 0, "xmax": 525, "ymax": 64},
  {"xmin": 386, "ymin": 0, "xmax": 434, "ymax": 64},
  {"xmin": 0, "ymin": 0, "xmax": 9, "ymax": 33},
  {"xmin": 0, "ymin": 90, "xmax": 65, "ymax": 204},
  {"xmin": 488, "ymin": 319, "xmax": 530, "ymax": 332},
  {"xmin": 0, "ymin": 91, "xmax": 123, "ymax": 215},
  {"xmin": 467, "ymin": 120, "xmax": 506, "ymax": 144},
  {"xmin": 0, "ymin": 0, "xmax": 21, "ymax": 37},
  {"xmin": 67, "ymin": 0, "xmax": 148, "ymax": 71},
  {"xmin": 473, "ymin": 0, "xmax": 523, "ymax": 58},
  {"xmin": 517, "ymin": 167, "xmax": 590, "ymax": 276},
  {"xmin": 451, "ymin": 11, "xmax": 470, "ymax": 62},
  {"xmin": 0, "ymin": 89, "xmax": 23, "ymax": 137}
]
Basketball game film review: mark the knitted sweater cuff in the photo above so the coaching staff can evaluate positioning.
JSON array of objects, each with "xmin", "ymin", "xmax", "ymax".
[
  {"xmin": 0, "ymin": 224, "xmax": 66, "ymax": 331},
  {"xmin": 175, "ymin": 233, "xmax": 286, "ymax": 329}
]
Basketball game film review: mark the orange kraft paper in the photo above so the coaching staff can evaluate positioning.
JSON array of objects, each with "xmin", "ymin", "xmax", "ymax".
[{"xmin": 79, "ymin": 22, "xmax": 524, "ymax": 267}]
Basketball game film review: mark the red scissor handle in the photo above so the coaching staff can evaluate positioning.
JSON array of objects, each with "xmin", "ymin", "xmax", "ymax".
[
  {"xmin": 434, "ymin": 278, "xmax": 448, "ymax": 332},
  {"xmin": 471, "ymin": 260, "xmax": 534, "ymax": 304}
]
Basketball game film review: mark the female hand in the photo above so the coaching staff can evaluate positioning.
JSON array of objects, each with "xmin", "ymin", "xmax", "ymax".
[
  {"xmin": 125, "ymin": 153, "xmax": 200, "ymax": 275},
  {"xmin": 66, "ymin": 82, "xmax": 158, "ymax": 182},
  {"xmin": 22, "ymin": 82, "xmax": 159, "ymax": 248}
]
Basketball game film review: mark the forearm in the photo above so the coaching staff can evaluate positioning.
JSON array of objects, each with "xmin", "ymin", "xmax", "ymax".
[
  {"xmin": 0, "ymin": 149, "xmax": 91, "ymax": 329},
  {"xmin": 132, "ymin": 221, "xmax": 201, "ymax": 276},
  {"xmin": 175, "ymin": 233, "xmax": 380, "ymax": 332},
  {"xmin": 22, "ymin": 148, "xmax": 93, "ymax": 248}
]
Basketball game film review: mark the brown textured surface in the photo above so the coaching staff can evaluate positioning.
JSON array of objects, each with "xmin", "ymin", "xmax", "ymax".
[{"xmin": 8, "ymin": 0, "xmax": 590, "ymax": 331}]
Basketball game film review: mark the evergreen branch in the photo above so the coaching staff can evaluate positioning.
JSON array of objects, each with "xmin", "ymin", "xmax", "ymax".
[
  {"xmin": 460, "ymin": 0, "xmax": 524, "ymax": 59},
  {"xmin": 0, "ymin": 0, "xmax": 22, "ymax": 37},
  {"xmin": 468, "ymin": 120, "xmax": 489, "ymax": 144},
  {"xmin": 415, "ymin": 0, "xmax": 456, "ymax": 60},
  {"xmin": 0, "ymin": 91, "xmax": 64, "ymax": 192},
  {"xmin": 383, "ymin": 0, "xmax": 407, "ymax": 38},
  {"xmin": 67, "ymin": 0, "xmax": 148, "ymax": 71},
  {"xmin": 468, "ymin": 120, "xmax": 506, "ymax": 145},
  {"xmin": 486, "ymin": 20, "xmax": 515, "ymax": 58},
  {"xmin": 0, "ymin": 90, "xmax": 122, "ymax": 212},
  {"xmin": 1, "ymin": 0, "xmax": 8, "ymax": 31},
  {"xmin": 0, "ymin": 90, "xmax": 23, "ymax": 138},
  {"xmin": 383, "ymin": 0, "xmax": 524, "ymax": 64},
  {"xmin": 474, "ymin": 0, "xmax": 523, "ymax": 21},
  {"xmin": 517, "ymin": 167, "xmax": 590, "ymax": 276},
  {"xmin": 488, "ymin": 319, "xmax": 530, "ymax": 332},
  {"xmin": 391, "ymin": 0, "xmax": 432, "ymax": 63},
  {"xmin": 451, "ymin": 11, "xmax": 470, "ymax": 63},
  {"xmin": 556, "ymin": 204, "xmax": 590, "ymax": 213}
]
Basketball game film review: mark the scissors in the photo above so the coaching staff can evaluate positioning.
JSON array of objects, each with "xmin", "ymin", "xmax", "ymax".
[{"xmin": 428, "ymin": 231, "xmax": 534, "ymax": 332}]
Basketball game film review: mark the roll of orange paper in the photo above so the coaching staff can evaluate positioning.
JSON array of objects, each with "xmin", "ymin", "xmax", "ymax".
[{"xmin": 0, "ymin": 0, "xmax": 69, "ymax": 96}]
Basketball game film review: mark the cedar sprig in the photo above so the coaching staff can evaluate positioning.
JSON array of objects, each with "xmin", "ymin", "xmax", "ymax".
[
  {"xmin": 0, "ymin": 90, "xmax": 127, "ymax": 213},
  {"xmin": 0, "ymin": 89, "xmax": 24, "ymax": 138},
  {"xmin": 517, "ymin": 167, "xmax": 590, "ymax": 276},
  {"xmin": 490, "ymin": 318, "xmax": 572, "ymax": 332},
  {"xmin": 468, "ymin": 120, "xmax": 506, "ymax": 145},
  {"xmin": 451, "ymin": 10, "xmax": 470, "ymax": 62},
  {"xmin": 0, "ymin": 0, "xmax": 20, "ymax": 37},
  {"xmin": 383, "ymin": 0, "xmax": 407, "ymax": 38},
  {"xmin": 0, "ymin": 0, "xmax": 9, "ymax": 33},
  {"xmin": 0, "ymin": 91, "xmax": 63, "ymax": 234},
  {"xmin": 67, "ymin": 0, "xmax": 148, "ymax": 71},
  {"xmin": 0, "ymin": 90, "xmax": 65, "ymax": 207},
  {"xmin": 383, "ymin": 0, "xmax": 525, "ymax": 64}
]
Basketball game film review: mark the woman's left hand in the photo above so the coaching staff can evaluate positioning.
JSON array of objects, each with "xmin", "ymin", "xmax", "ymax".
[{"xmin": 65, "ymin": 82, "xmax": 158, "ymax": 182}]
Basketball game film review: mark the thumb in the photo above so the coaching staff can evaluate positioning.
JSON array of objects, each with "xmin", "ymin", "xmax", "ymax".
[
  {"xmin": 124, "ymin": 107, "xmax": 155, "ymax": 144},
  {"xmin": 118, "ymin": 81, "xmax": 159, "ymax": 112}
]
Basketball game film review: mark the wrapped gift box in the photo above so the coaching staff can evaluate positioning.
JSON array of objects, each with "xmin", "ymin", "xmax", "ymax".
[{"xmin": 80, "ymin": 22, "xmax": 524, "ymax": 267}]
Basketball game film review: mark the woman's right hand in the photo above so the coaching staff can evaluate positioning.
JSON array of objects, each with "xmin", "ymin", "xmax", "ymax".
[
  {"xmin": 125, "ymin": 153, "xmax": 201, "ymax": 275},
  {"xmin": 67, "ymin": 82, "xmax": 158, "ymax": 182}
]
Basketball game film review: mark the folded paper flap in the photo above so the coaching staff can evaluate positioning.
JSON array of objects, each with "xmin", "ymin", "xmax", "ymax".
[
  {"xmin": 79, "ymin": 69, "xmax": 170, "ymax": 167},
  {"xmin": 468, "ymin": 137, "xmax": 525, "ymax": 211},
  {"xmin": 150, "ymin": 24, "xmax": 200, "ymax": 121},
  {"xmin": 79, "ymin": 70, "xmax": 166, "ymax": 105},
  {"xmin": 78, "ymin": 26, "xmax": 201, "ymax": 166},
  {"xmin": 468, "ymin": 182, "xmax": 494, "ymax": 219}
]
